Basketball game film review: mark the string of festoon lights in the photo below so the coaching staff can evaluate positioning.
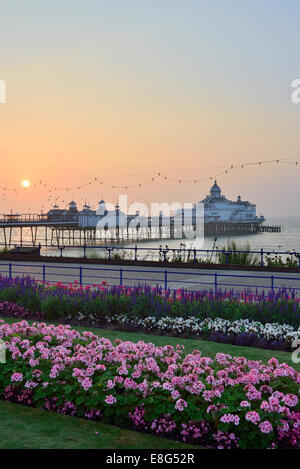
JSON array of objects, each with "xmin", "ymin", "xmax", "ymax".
[
  {"xmin": 161, "ymin": 157, "xmax": 300, "ymax": 183},
  {"xmin": 0, "ymin": 157, "xmax": 299, "ymax": 201}
]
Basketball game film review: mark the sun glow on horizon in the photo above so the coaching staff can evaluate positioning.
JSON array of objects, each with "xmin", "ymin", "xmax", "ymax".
[{"xmin": 21, "ymin": 180, "xmax": 30, "ymax": 188}]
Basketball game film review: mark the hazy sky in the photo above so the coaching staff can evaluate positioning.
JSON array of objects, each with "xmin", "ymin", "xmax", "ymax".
[{"xmin": 0, "ymin": 0, "xmax": 300, "ymax": 216}]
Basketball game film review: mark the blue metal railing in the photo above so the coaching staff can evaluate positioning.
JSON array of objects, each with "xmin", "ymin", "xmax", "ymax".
[
  {"xmin": 1, "ymin": 242, "xmax": 300, "ymax": 267},
  {"xmin": 0, "ymin": 261, "xmax": 300, "ymax": 294}
]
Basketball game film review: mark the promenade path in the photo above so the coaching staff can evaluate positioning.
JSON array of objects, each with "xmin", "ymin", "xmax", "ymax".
[{"xmin": 0, "ymin": 259, "xmax": 300, "ymax": 293}]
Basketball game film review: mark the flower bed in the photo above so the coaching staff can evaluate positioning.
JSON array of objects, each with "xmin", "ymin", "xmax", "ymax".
[
  {"xmin": 106, "ymin": 315, "xmax": 299, "ymax": 351},
  {"xmin": 0, "ymin": 319, "xmax": 299, "ymax": 449},
  {"xmin": 0, "ymin": 276, "xmax": 300, "ymax": 351},
  {"xmin": 0, "ymin": 299, "xmax": 299, "ymax": 351},
  {"xmin": 0, "ymin": 276, "xmax": 300, "ymax": 329}
]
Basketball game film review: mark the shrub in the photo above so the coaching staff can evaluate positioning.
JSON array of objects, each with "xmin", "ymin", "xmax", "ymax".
[
  {"xmin": 265, "ymin": 255, "xmax": 298, "ymax": 268},
  {"xmin": 217, "ymin": 241, "xmax": 259, "ymax": 266}
]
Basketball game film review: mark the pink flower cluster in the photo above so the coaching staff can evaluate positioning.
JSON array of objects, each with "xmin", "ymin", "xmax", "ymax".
[
  {"xmin": 220, "ymin": 413, "xmax": 240, "ymax": 426},
  {"xmin": 11, "ymin": 372, "xmax": 23, "ymax": 382},
  {"xmin": 0, "ymin": 319, "xmax": 299, "ymax": 449},
  {"xmin": 245, "ymin": 411, "xmax": 261, "ymax": 425},
  {"xmin": 105, "ymin": 395, "xmax": 117, "ymax": 405},
  {"xmin": 259, "ymin": 421, "xmax": 273, "ymax": 434}
]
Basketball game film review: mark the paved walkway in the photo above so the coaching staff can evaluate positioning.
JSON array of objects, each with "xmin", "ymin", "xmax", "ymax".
[{"xmin": 0, "ymin": 259, "xmax": 300, "ymax": 293}]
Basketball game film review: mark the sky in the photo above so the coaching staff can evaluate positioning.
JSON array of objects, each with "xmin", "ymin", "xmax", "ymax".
[{"xmin": 0, "ymin": 0, "xmax": 300, "ymax": 217}]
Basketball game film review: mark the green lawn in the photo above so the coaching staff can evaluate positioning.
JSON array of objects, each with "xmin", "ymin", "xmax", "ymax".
[
  {"xmin": 0, "ymin": 315, "xmax": 298, "ymax": 449},
  {"xmin": 0, "ymin": 400, "xmax": 196, "ymax": 449}
]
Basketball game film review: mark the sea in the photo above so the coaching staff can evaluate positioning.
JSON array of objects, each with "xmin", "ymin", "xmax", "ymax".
[{"xmin": 129, "ymin": 217, "xmax": 300, "ymax": 252}]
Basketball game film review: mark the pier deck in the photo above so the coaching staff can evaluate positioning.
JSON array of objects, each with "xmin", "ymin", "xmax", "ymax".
[{"xmin": 0, "ymin": 213, "xmax": 281, "ymax": 248}]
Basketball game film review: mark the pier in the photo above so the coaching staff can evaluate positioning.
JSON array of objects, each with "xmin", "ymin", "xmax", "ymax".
[
  {"xmin": 258, "ymin": 225, "xmax": 281, "ymax": 233},
  {"xmin": 204, "ymin": 222, "xmax": 281, "ymax": 235},
  {"xmin": 0, "ymin": 212, "xmax": 281, "ymax": 248}
]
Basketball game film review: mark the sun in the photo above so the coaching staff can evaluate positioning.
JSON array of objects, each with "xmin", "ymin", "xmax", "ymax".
[{"xmin": 21, "ymin": 180, "xmax": 30, "ymax": 188}]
